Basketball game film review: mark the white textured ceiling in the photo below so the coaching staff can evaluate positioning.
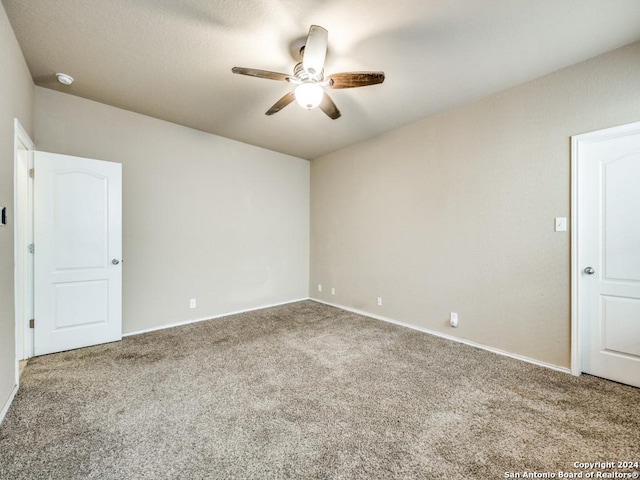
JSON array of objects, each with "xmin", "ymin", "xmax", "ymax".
[{"xmin": 4, "ymin": 0, "xmax": 640, "ymax": 159}]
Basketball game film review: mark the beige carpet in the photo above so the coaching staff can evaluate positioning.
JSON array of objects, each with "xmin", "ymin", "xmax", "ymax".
[{"xmin": 1, "ymin": 300, "xmax": 638, "ymax": 479}]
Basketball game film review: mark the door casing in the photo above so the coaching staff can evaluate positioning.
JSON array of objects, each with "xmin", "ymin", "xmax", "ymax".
[{"xmin": 13, "ymin": 119, "xmax": 35, "ymax": 375}]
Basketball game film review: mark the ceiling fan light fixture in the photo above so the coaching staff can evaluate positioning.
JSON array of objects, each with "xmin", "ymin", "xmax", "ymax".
[
  {"xmin": 231, "ymin": 25, "xmax": 384, "ymax": 119},
  {"xmin": 294, "ymin": 83, "xmax": 323, "ymax": 109}
]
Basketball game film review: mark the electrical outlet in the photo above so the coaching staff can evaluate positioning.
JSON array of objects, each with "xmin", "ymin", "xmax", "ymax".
[
  {"xmin": 377, "ymin": 297, "xmax": 383, "ymax": 307},
  {"xmin": 450, "ymin": 312, "xmax": 458, "ymax": 328},
  {"xmin": 317, "ymin": 284, "xmax": 322, "ymax": 292},
  {"xmin": 331, "ymin": 287, "xmax": 335, "ymax": 295},
  {"xmin": 189, "ymin": 298, "xmax": 197, "ymax": 309}
]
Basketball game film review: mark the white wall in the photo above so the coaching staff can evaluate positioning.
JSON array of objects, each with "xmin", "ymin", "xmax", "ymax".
[
  {"xmin": 35, "ymin": 87, "xmax": 309, "ymax": 334},
  {"xmin": 0, "ymin": 2, "xmax": 34, "ymax": 416},
  {"xmin": 310, "ymin": 42, "xmax": 640, "ymax": 369}
]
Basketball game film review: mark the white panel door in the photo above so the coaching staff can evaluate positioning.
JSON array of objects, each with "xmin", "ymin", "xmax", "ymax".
[
  {"xmin": 575, "ymin": 122, "xmax": 640, "ymax": 388},
  {"xmin": 34, "ymin": 151, "xmax": 122, "ymax": 356}
]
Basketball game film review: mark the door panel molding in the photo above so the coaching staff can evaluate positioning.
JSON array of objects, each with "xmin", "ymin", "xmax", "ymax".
[
  {"xmin": 571, "ymin": 120, "xmax": 640, "ymax": 386},
  {"xmin": 34, "ymin": 151, "xmax": 122, "ymax": 356}
]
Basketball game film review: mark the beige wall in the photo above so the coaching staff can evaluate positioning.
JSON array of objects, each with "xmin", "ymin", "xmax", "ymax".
[
  {"xmin": 310, "ymin": 42, "xmax": 640, "ymax": 369},
  {"xmin": 35, "ymin": 87, "xmax": 309, "ymax": 334},
  {"xmin": 0, "ymin": 3, "xmax": 34, "ymax": 412}
]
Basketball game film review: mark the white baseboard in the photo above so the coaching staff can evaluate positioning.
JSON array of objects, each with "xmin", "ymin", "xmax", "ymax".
[
  {"xmin": 310, "ymin": 297, "xmax": 571, "ymax": 375},
  {"xmin": 123, "ymin": 297, "xmax": 310, "ymax": 337},
  {"xmin": 0, "ymin": 385, "xmax": 18, "ymax": 426}
]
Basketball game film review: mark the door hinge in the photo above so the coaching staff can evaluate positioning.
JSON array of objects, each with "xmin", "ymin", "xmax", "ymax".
[
  {"xmin": 28, "ymin": 243, "xmax": 34, "ymax": 254},
  {"xmin": 29, "ymin": 168, "xmax": 34, "ymax": 179},
  {"xmin": 29, "ymin": 319, "xmax": 34, "ymax": 329}
]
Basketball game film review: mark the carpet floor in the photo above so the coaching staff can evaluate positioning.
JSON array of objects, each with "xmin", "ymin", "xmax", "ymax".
[{"xmin": 1, "ymin": 300, "xmax": 639, "ymax": 479}]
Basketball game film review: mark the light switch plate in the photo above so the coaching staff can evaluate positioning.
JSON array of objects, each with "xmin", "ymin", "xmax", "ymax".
[{"xmin": 555, "ymin": 217, "xmax": 567, "ymax": 232}]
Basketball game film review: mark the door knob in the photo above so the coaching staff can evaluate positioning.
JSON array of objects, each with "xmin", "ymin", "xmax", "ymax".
[
  {"xmin": 584, "ymin": 267, "xmax": 595, "ymax": 275},
  {"xmin": 112, "ymin": 259, "xmax": 120, "ymax": 265}
]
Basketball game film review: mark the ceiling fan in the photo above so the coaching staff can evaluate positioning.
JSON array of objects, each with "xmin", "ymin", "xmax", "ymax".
[{"xmin": 232, "ymin": 25, "xmax": 385, "ymax": 119}]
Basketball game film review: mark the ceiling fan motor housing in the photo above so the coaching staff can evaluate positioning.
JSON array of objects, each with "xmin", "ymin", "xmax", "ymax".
[{"xmin": 294, "ymin": 62, "xmax": 324, "ymax": 83}]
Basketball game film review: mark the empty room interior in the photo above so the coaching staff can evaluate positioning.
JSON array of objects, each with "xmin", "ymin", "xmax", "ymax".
[{"xmin": 1, "ymin": 1, "xmax": 639, "ymax": 478}]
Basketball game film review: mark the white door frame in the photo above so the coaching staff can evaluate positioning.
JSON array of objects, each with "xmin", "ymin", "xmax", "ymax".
[
  {"xmin": 13, "ymin": 119, "xmax": 35, "ymax": 380},
  {"xmin": 570, "ymin": 120, "xmax": 640, "ymax": 377}
]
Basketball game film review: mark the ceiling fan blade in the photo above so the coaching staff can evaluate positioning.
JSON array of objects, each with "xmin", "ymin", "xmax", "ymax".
[
  {"xmin": 328, "ymin": 72, "xmax": 385, "ymax": 89},
  {"xmin": 232, "ymin": 67, "xmax": 291, "ymax": 82},
  {"xmin": 319, "ymin": 92, "xmax": 341, "ymax": 120},
  {"xmin": 265, "ymin": 91, "xmax": 296, "ymax": 116},
  {"xmin": 302, "ymin": 25, "xmax": 328, "ymax": 75}
]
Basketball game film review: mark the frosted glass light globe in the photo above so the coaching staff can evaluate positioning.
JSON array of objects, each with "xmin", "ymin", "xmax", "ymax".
[{"xmin": 295, "ymin": 83, "xmax": 323, "ymax": 109}]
